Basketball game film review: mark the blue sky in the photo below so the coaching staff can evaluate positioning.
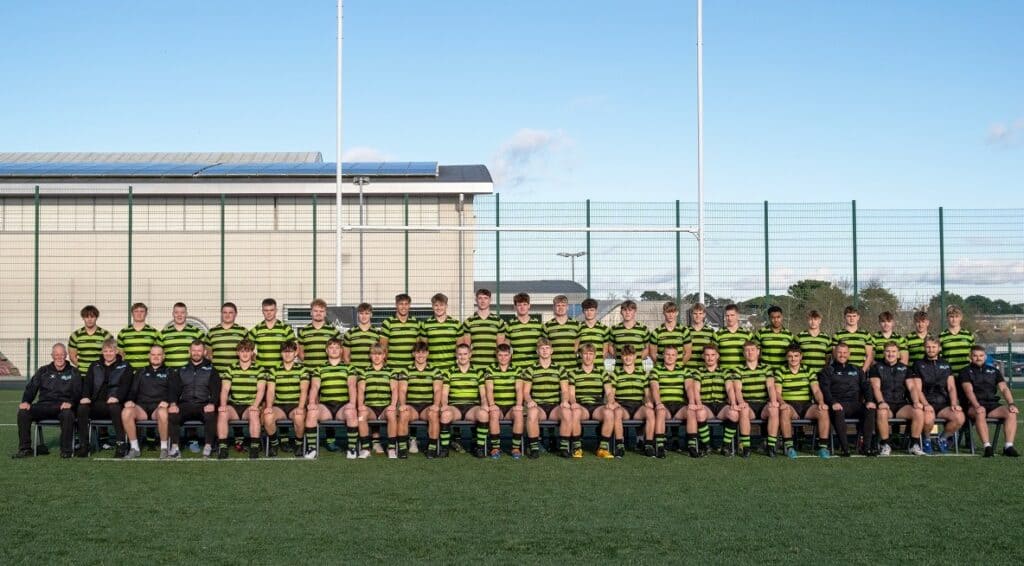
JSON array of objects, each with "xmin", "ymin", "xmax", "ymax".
[{"xmin": 1, "ymin": 1, "xmax": 1021, "ymax": 207}]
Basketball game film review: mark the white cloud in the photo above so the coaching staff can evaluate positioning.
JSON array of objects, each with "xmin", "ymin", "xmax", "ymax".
[
  {"xmin": 490, "ymin": 128, "xmax": 574, "ymax": 188},
  {"xmin": 342, "ymin": 146, "xmax": 392, "ymax": 162},
  {"xmin": 986, "ymin": 119, "xmax": 1023, "ymax": 147}
]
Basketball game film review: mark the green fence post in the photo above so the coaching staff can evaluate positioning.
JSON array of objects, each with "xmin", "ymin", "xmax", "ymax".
[
  {"xmin": 1007, "ymin": 339, "xmax": 1013, "ymax": 378},
  {"xmin": 939, "ymin": 206, "xmax": 946, "ymax": 331},
  {"xmin": 585, "ymin": 199, "xmax": 592, "ymax": 297},
  {"xmin": 763, "ymin": 200, "xmax": 770, "ymax": 313},
  {"xmin": 127, "ymin": 186, "xmax": 133, "ymax": 322},
  {"xmin": 33, "ymin": 185, "xmax": 39, "ymax": 371},
  {"xmin": 26, "ymin": 337, "xmax": 31, "ymax": 381},
  {"xmin": 311, "ymin": 194, "xmax": 317, "ymax": 299},
  {"xmin": 220, "ymin": 193, "xmax": 226, "ymax": 305},
  {"xmin": 495, "ymin": 193, "xmax": 501, "ymax": 315},
  {"xmin": 404, "ymin": 194, "xmax": 409, "ymax": 295},
  {"xmin": 851, "ymin": 200, "xmax": 859, "ymax": 309},
  {"xmin": 675, "ymin": 200, "xmax": 681, "ymax": 308}
]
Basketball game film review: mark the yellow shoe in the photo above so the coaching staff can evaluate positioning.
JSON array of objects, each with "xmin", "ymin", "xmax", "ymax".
[
  {"xmin": 595, "ymin": 448, "xmax": 614, "ymax": 459},
  {"xmin": 572, "ymin": 448, "xmax": 583, "ymax": 459}
]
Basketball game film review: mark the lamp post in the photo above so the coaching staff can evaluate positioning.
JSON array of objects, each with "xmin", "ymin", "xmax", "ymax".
[
  {"xmin": 557, "ymin": 251, "xmax": 587, "ymax": 283},
  {"xmin": 354, "ymin": 176, "xmax": 369, "ymax": 302}
]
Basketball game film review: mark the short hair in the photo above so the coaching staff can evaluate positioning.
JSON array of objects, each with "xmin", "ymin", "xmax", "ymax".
[
  {"xmin": 357, "ymin": 302, "xmax": 373, "ymax": 313},
  {"xmin": 395, "ymin": 293, "xmax": 412, "ymax": 304},
  {"xmin": 236, "ymin": 339, "xmax": 255, "ymax": 352},
  {"xmin": 326, "ymin": 337, "xmax": 343, "ymax": 348},
  {"xmin": 80, "ymin": 305, "xmax": 99, "ymax": 318},
  {"xmin": 51, "ymin": 342, "xmax": 68, "ymax": 354},
  {"xmin": 924, "ymin": 335, "xmax": 940, "ymax": 346},
  {"xmin": 412, "ymin": 340, "xmax": 430, "ymax": 353},
  {"xmin": 456, "ymin": 343, "xmax": 472, "ymax": 352},
  {"xmin": 131, "ymin": 302, "xmax": 148, "ymax": 313},
  {"xmin": 280, "ymin": 339, "xmax": 298, "ymax": 353},
  {"xmin": 833, "ymin": 340, "xmax": 850, "ymax": 351},
  {"xmin": 913, "ymin": 310, "xmax": 929, "ymax": 323},
  {"xmin": 702, "ymin": 343, "xmax": 718, "ymax": 353},
  {"xmin": 621, "ymin": 345, "xmax": 636, "ymax": 356},
  {"xmin": 370, "ymin": 343, "xmax": 387, "ymax": 356},
  {"xmin": 475, "ymin": 288, "xmax": 492, "ymax": 298},
  {"xmin": 662, "ymin": 344, "xmax": 678, "ymax": 352},
  {"xmin": 431, "ymin": 293, "xmax": 448, "ymax": 305},
  {"xmin": 553, "ymin": 295, "xmax": 568, "ymax": 305},
  {"xmin": 807, "ymin": 309, "xmax": 822, "ymax": 319},
  {"xmin": 496, "ymin": 343, "xmax": 512, "ymax": 354},
  {"xmin": 691, "ymin": 302, "xmax": 706, "ymax": 312},
  {"xmin": 190, "ymin": 339, "xmax": 205, "ymax": 348},
  {"xmin": 766, "ymin": 305, "xmax": 782, "ymax": 316},
  {"xmin": 579, "ymin": 343, "xmax": 596, "ymax": 354},
  {"xmin": 221, "ymin": 302, "xmax": 238, "ymax": 312},
  {"xmin": 743, "ymin": 340, "xmax": 759, "ymax": 349},
  {"xmin": 786, "ymin": 343, "xmax": 803, "ymax": 355},
  {"xmin": 946, "ymin": 305, "xmax": 963, "ymax": 316},
  {"xmin": 724, "ymin": 304, "xmax": 739, "ymax": 313},
  {"xmin": 310, "ymin": 298, "xmax": 328, "ymax": 310},
  {"xmin": 878, "ymin": 311, "xmax": 894, "ymax": 322},
  {"xmin": 882, "ymin": 341, "xmax": 899, "ymax": 351},
  {"xmin": 620, "ymin": 300, "xmax": 637, "ymax": 311},
  {"xmin": 101, "ymin": 337, "xmax": 118, "ymax": 349},
  {"xmin": 970, "ymin": 344, "xmax": 986, "ymax": 354},
  {"xmin": 536, "ymin": 337, "xmax": 552, "ymax": 348},
  {"xmin": 581, "ymin": 298, "xmax": 598, "ymax": 310},
  {"xmin": 262, "ymin": 298, "xmax": 277, "ymax": 308},
  {"xmin": 663, "ymin": 301, "xmax": 678, "ymax": 313},
  {"xmin": 173, "ymin": 302, "xmax": 187, "ymax": 310},
  {"xmin": 844, "ymin": 306, "xmax": 859, "ymax": 315},
  {"xmin": 513, "ymin": 292, "xmax": 531, "ymax": 305}
]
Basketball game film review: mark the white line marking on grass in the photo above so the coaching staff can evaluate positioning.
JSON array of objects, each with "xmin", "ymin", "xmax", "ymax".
[{"xmin": 91, "ymin": 458, "xmax": 316, "ymax": 463}]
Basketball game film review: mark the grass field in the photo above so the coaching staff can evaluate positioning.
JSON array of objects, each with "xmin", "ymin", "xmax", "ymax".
[{"xmin": 2, "ymin": 388, "xmax": 1023, "ymax": 565}]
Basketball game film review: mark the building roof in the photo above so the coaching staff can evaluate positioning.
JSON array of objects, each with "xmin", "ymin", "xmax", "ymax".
[
  {"xmin": 475, "ymin": 280, "xmax": 588, "ymax": 295},
  {"xmin": 0, "ymin": 151, "xmax": 323, "ymax": 164}
]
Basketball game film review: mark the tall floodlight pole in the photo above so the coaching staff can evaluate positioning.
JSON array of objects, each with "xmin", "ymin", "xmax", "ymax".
[
  {"xmin": 696, "ymin": 0, "xmax": 705, "ymax": 306},
  {"xmin": 335, "ymin": 0, "xmax": 344, "ymax": 306}
]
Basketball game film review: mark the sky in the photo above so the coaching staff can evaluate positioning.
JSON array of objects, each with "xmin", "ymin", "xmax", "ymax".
[{"xmin": 1, "ymin": 1, "xmax": 1021, "ymax": 207}]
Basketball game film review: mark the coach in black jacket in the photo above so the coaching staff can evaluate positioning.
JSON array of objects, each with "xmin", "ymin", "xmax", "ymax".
[
  {"xmin": 818, "ymin": 341, "xmax": 875, "ymax": 457},
  {"xmin": 76, "ymin": 337, "xmax": 134, "ymax": 457},
  {"xmin": 169, "ymin": 340, "xmax": 221, "ymax": 457},
  {"xmin": 13, "ymin": 343, "xmax": 81, "ymax": 458}
]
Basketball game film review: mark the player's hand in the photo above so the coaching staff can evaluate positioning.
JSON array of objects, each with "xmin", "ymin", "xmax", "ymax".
[
  {"xmin": 107, "ymin": 397, "xmax": 118, "ymax": 404},
  {"xmin": 307, "ymin": 403, "xmax": 318, "ymax": 411},
  {"xmin": 952, "ymin": 405, "xmax": 963, "ymax": 412},
  {"xmin": 158, "ymin": 401, "xmax": 168, "ymax": 409},
  {"xmin": 59, "ymin": 402, "xmax": 72, "ymax": 410},
  {"xmin": 831, "ymin": 403, "xmax": 842, "ymax": 411},
  {"xmin": 263, "ymin": 407, "xmax": 274, "ymax": 415},
  {"xmin": 204, "ymin": 404, "xmax": 215, "ymax": 413},
  {"xmin": 561, "ymin": 401, "xmax": 571, "ymax": 409},
  {"xmin": 168, "ymin": 404, "xmax": 180, "ymax": 414},
  {"xmin": 124, "ymin": 401, "xmax": 135, "ymax": 409},
  {"xmin": 878, "ymin": 402, "xmax": 888, "ymax": 409},
  {"xmin": 818, "ymin": 403, "xmax": 828, "ymax": 413},
  {"xmin": 913, "ymin": 402, "xmax": 923, "ymax": 409},
  {"xmin": 527, "ymin": 401, "xmax": 537, "ymax": 408},
  {"xmin": 866, "ymin": 402, "xmax": 877, "ymax": 410},
  {"xmin": 18, "ymin": 402, "xmax": 30, "ymax": 410},
  {"xmin": 1009, "ymin": 405, "xmax": 1019, "ymax": 414},
  {"xmin": 80, "ymin": 398, "xmax": 91, "ymax": 405},
  {"xmin": 217, "ymin": 405, "xmax": 227, "ymax": 413},
  {"xmin": 688, "ymin": 403, "xmax": 700, "ymax": 411}
]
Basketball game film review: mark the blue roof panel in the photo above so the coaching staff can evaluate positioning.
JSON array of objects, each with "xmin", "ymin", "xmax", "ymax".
[{"xmin": 0, "ymin": 161, "xmax": 440, "ymax": 178}]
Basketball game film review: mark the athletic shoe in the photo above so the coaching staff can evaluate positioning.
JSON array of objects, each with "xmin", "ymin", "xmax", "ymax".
[
  {"xmin": 740, "ymin": 447, "xmax": 751, "ymax": 459},
  {"xmin": 217, "ymin": 446, "xmax": 229, "ymax": 460},
  {"xmin": 922, "ymin": 439, "xmax": 933, "ymax": 455},
  {"xmin": 983, "ymin": 446, "xmax": 994, "ymax": 458},
  {"xmin": 879, "ymin": 444, "xmax": 892, "ymax": 457},
  {"xmin": 124, "ymin": 448, "xmax": 141, "ymax": 459},
  {"xmin": 643, "ymin": 444, "xmax": 656, "ymax": 458},
  {"xmin": 425, "ymin": 451, "xmax": 436, "ymax": 460},
  {"xmin": 324, "ymin": 441, "xmax": 342, "ymax": 453},
  {"xmin": 614, "ymin": 445, "xmax": 625, "ymax": 459},
  {"xmin": 74, "ymin": 448, "xmax": 89, "ymax": 458},
  {"xmin": 718, "ymin": 446, "xmax": 734, "ymax": 457},
  {"xmin": 188, "ymin": 441, "xmax": 201, "ymax": 454},
  {"xmin": 304, "ymin": 449, "xmax": 318, "ymax": 460},
  {"xmin": 489, "ymin": 448, "xmax": 502, "ymax": 459},
  {"xmin": 234, "ymin": 442, "xmax": 245, "ymax": 453},
  {"xmin": 527, "ymin": 448, "xmax": 540, "ymax": 460},
  {"xmin": 559, "ymin": 449, "xmax": 572, "ymax": 459},
  {"xmin": 572, "ymin": 448, "xmax": 584, "ymax": 459},
  {"xmin": 451, "ymin": 442, "xmax": 465, "ymax": 454},
  {"xmin": 358, "ymin": 449, "xmax": 371, "ymax": 459},
  {"xmin": 281, "ymin": 439, "xmax": 295, "ymax": 453},
  {"xmin": 293, "ymin": 445, "xmax": 304, "ymax": 458},
  {"xmin": 115, "ymin": 442, "xmax": 128, "ymax": 458},
  {"xmin": 1004, "ymin": 446, "xmax": 1019, "ymax": 457},
  {"xmin": 35, "ymin": 444, "xmax": 49, "ymax": 456},
  {"xmin": 596, "ymin": 448, "xmax": 614, "ymax": 459},
  {"xmin": 100, "ymin": 441, "xmax": 113, "ymax": 451},
  {"xmin": 817, "ymin": 447, "xmax": 831, "ymax": 459},
  {"xmin": 786, "ymin": 447, "xmax": 798, "ymax": 460},
  {"xmin": 248, "ymin": 446, "xmax": 259, "ymax": 459},
  {"xmin": 387, "ymin": 448, "xmax": 398, "ymax": 459},
  {"xmin": 688, "ymin": 447, "xmax": 701, "ymax": 459},
  {"xmin": 346, "ymin": 448, "xmax": 358, "ymax": 460},
  {"xmin": 167, "ymin": 446, "xmax": 181, "ymax": 459},
  {"xmin": 372, "ymin": 440, "xmax": 384, "ymax": 455},
  {"xmin": 159, "ymin": 448, "xmax": 169, "ymax": 460},
  {"xmin": 439, "ymin": 448, "xmax": 450, "ymax": 458},
  {"xmin": 511, "ymin": 448, "xmax": 522, "ymax": 460},
  {"xmin": 268, "ymin": 444, "xmax": 278, "ymax": 458},
  {"xmin": 398, "ymin": 449, "xmax": 409, "ymax": 459},
  {"xmin": 61, "ymin": 451, "xmax": 73, "ymax": 459},
  {"xmin": 908, "ymin": 444, "xmax": 925, "ymax": 456},
  {"xmin": 766, "ymin": 446, "xmax": 777, "ymax": 459},
  {"xmin": 655, "ymin": 447, "xmax": 666, "ymax": 459},
  {"xmin": 202, "ymin": 445, "xmax": 213, "ymax": 458},
  {"xmin": 936, "ymin": 437, "xmax": 950, "ymax": 454},
  {"xmin": 409, "ymin": 438, "xmax": 419, "ymax": 454},
  {"xmin": 475, "ymin": 447, "xmax": 487, "ymax": 459},
  {"xmin": 11, "ymin": 449, "xmax": 33, "ymax": 459}
]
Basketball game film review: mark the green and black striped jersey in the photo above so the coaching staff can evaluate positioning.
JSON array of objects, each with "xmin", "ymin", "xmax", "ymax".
[
  {"xmin": 505, "ymin": 316, "xmax": 545, "ymax": 368},
  {"xmin": 268, "ymin": 361, "xmax": 310, "ymax": 405},
  {"xmin": 207, "ymin": 324, "xmax": 247, "ymax": 373},
  {"xmin": 342, "ymin": 325, "xmax": 381, "ymax": 369},
  {"xmin": 484, "ymin": 363, "xmax": 519, "ymax": 407},
  {"xmin": 731, "ymin": 363, "xmax": 775, "ymax": 403},
  {"xmin": 756, "ymin": 327, "xmax": 795, "ymax": 369},
  {"xmin": 608, "ymin": 322, "xmax": 651, "ymax": 362},
  {"xmin": 939, "ymin": 328, "xmax": 975, "ymax": 373},
  {"xmin": 650, "ymin": 324, "xmax": 690, "ymax": 363},
  {"xmin": 543, "ymin": 318, "xmax": 580, "ymax": 368},
  {"xmin": 247, "ymin": 321, "xmax": 296, "ymax": 368},
  {"xmin": 577, "ymin": 321, "xmax": 610, "ymax": 353},
  {"xmin": 69, "ymin": 326, "xmax": 111, "ymax": 370},
  {"xmin": 160, "ymin": 324, "xmax": 208, "ymax": 369},
  {"xmin": 795, "ymin": 331, "xmax": 832, "ymax": 373},
  {"xmin": 379, "ymin": 316, "xmax": 422, "ymax": 370},
  {"xmin": 832, "ymin": 329, "xmax": 873, "ymax": 368},
  {"xmin": 357, "ymin": 365, "xmax": 396, "ymax": 408},
  {"xmin": 224, "ymin": 362, "xmax": 268, "ymax": 406},
  {"xmin": 444, "ymin": 366, "xmax": 483, "ymax": 405},
  {"xmin": 872, "ymin": 332, "xmax": 907, "ymax": 358},
  {"xmin": 713, "ymin": 327, "xmax": 757, "ymax": 370},
  {"xmin": 605, "ymin": 367, "xmax": 647, "ymax": 403},
  {"xmin": 904, "ymin": 333, "xmax": 929, "ymax": 365},
  {"xmin": 315, "ymin": 362, "xmax": 352, "ymax": 404},
  {"xmin": 117, "ymin": 324, "xmax": 161, "ymax": 369},
  {"xmin": 398, "ymin": 363, "xmax": 441, "ymax": 405},
  {"xmin": 650, "ymin": 364, "xmax": 688, "ymax": 403},
  {"xmin": 692, "ymin": 366, "xmax": 729, "ymax": 405},
  {"xmin": 685, "ymin": 325, "xmax": 715, "ymax": 370},
  {"xmin": 775, "ymin": 365, "xmax": 818, "ymax": 403},
  {"xmin": 521, "ymin": 362, "xmax": 566, "ymax": 404},
  {"xmin": 421, "ymin": 316, "xmax": 462, "ymax": 369},
  {"xmin": 567, "ymin": 366, "xmax": 605, "ymax": 405},
  {"xmin": 297, "ymin": 323, "xmax": 341, "ymax": 368},
  {"xmin": 461, "ymin": 313, "xmax": 506, "ymax": 367}
]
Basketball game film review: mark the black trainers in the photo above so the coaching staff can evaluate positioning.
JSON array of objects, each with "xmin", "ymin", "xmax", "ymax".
[
  {"xmin": 559, "ymin": 448, "xmax": 572, "ymax": 458},
  {"xmin": 984, "ymin": 445, "xmax": 995, "ymax": 458},
  {"xmin": 12, "ymin": 449, "xmax": 33, "ymax": 459},
  {"xmin": 740, "ymin": 447, "xmax": 751, "ymax": 459},
  {"xmin": 655, "ymin": 447, "xmax": 667, "ymax": 459},
  {"xmin": 766, "ymin": 446, "xmax": 777, "ymax": 459},
  {"xmin": 1004, "ymin": 446, "xmax": 1019, "ymax": 457},
  {"xmin": 74, "ymin": 448, "xmax": 90, "ymax": 458},
  {"xmin": 35, "ymin": 444, "xmax": 50, "ymax": 456},
  {"xmin": 248, "ymin": 446, "xmax": 259, "ymax": 459},
  {"xmin": 114, "ymin": 442, "xmax": 128, "ymax": 458},
  {"xmin": 60, "ymin": 452, "xmax": 73, "ymax": 458},
  {"xmin": 217, "ymin": 446, "xmax": 230, "ymax": 460},
  {"xmin": 268, "ymin": 444, "xmax": 278, "ymax": 458},
  {"xmin": 718, "ymin": 446, "xmax": 734, "ymax": 457},
  {"xmin": 643, "ymin": 444, "xmax": 656, "ymax": 458},
  {"xmin": 527, "ymin": 448, "xmax": 540, "ymax": 460},
  {"xmin": 474, "ymin": 447, "xmax": 487, "ymax": 458}
]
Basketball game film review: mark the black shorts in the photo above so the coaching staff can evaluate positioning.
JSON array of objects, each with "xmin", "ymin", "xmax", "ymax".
[
  {"xmin": 365, "ymin": 405, "xmax": 390, "ymax": 419},
  {"xmin": 885, "ymin": 402, "xmax": 907, "ymax": 415},
  {"xmin": 230, "ymin": 403, "xmax": 254, "ymax": 418},
  {"xmin": 980, "ymin": 402, "xmax": 1001, "ymax": 414},
  {"xmin": 274, "ymin": 404, "xmax": 299, "ymax": 417},
  {"xmin": 664, "ymin": 402, "xmax": 686, "ymax": 416},
  {"xmin": 138, "ymin": 403, "xmax": 160, "ymax": 418},
  {"xmin": 619, "ymin": 402, "xmax": 642, "ymax": 418},
  {"xmin": 407, "ymin": 403, "xmax": 432, "ymax": 414},
  {"xmin": 748, "ymin": 402, "xmax": 767, "ymax": 417},
  {"xmin": 322, "ymin": 402, "xmax": 346, "ymax": 417},
  {"xmin": 785, "ymin": 401, "xmax": 811, "ymax": 417},
  {"xmin": 930, "ymin": 402, "xmax": 949, "ymax": 413},
  {"xmin": 537, "ymin": 403, "xmax": 560, "ymax": 417},
  {"xmin": 495, "ymin": 405, "xmax": 517, "ymax": 417},
  {"xmin": 706, "ymin": 402, "xmax": 726, "ymax": 416},
  {"xmin": 176, "ymin": 403, "xmax": 213, "ymax": 422},
  {"xmin": 451, "ymin": 404, "xmax": 478, "ymax": 418},
  {"xmin": 581, "ymin": 403, "xmax": 604, "ymax": 417}
]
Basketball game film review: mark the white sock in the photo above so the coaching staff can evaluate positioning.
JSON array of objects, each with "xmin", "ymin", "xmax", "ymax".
[
  {"xmin": 130, "ymin": 439, "xmax": 140, "ymax": 450},
  {"xmin": 170, "ymin": 443, "xmax": 179, "ymax": 451},
  {"xmin": 160, "ymin": 440, "xmax": 169, "ymax": 450},
  {"xmin": 984, "ymin": 442, "xmax": 992, "ymax": 447},
  {"xmin": 1006, "ymin": 442, "xmax": 1013, "ymax": 449}
]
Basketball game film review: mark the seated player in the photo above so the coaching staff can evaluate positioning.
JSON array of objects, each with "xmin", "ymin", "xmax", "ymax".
[
  {"xmin": 568, "ymin": 343, "xmax": 615, "ymax": 459},
  {"xmin": 76, "ymin": 338, "xmax": 132, "ymax": 458},
  {"xmin": 522, "ymin": 338, "xmax": 574, "ymax": 459},
  {"xmin": 604, "ymin": 345, "xmax": 652, "ymax": 458},
  {"xmin": 263, "ymin": 340, "xmax": 310, "ymax": 457},
  {"xmin": 868, "ymin": 341, "xmax": 925, "ymax": 456},
  {"xmin": 306, "ymin": 337, "xmax": 359, "ymax": 459},
  {"xmin": 484, "ymin": 343, "xmax": 522, "ymax": 459},
  {"xmin": 776, "ymin": 344, "xmax": 830, "ymax": 459},
  {"xmin": 911, "ymin": 337, "xmax": 965, "ymax": 454},
  {"xmin": 440, "ymin": 343, "xmax": 488, "ymax": 457},
  {"xmin": 168, "ymin": 340, "xmax": 221, "ymax": 458},
  {"xmin": 122, "ymin": 345, "xmax": 173, "ymax": 459},
  {"xmin": 959, "ymin": 345, "xmax": 1019, "ymax": 457},
  {"xmin": 215, "ymin": 339, "xmax": 269, "ymax": 459},
  {"xmin": 13, "ymin": 343, "xmax": 80, "ymax": 459},
  {"xmin": 356, "ymin": 344, "xmax": 400, "ymax": 458},
  {"xmin": 397, "ymin": 340, "xmax": 441, "ymax": 458},
  {"xmin": 818, "ymin": 342, "xmax": 874, "ymax": 457},
  {"xmin": 650, "ymin": 344, "xmax": 689, "ymax": 458},
  {"xmin": 730, "ymin": 340, "xmax": 779, "ymax": 458},
  {"xmin": 690, "ymin": 344, "xmax": 739, "ymax": 456}
]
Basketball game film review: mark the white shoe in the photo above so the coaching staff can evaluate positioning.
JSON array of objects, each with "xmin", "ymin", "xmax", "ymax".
[
  {"xmin": 167, "ymin": 446, "xmax": 181, "ymax": 459},
  {"xmin": 387, "ymin": 448, "xmax": 397, "ymax": 459},
  {"xmin": 372, "ymin": 441, "xmax": 384, "ymax": 455},
  {"xmin": 879, "ymin": 444, "xmax": 891, "ymax": 457},
  {"xmin": 909, "ymin": 444, "xmax": 925, "ymax": 456},
  {"xmin": 124, "ymin": 448, "xmax": 141, "ymax": 459},
  {"xmin": 304, "ymin": 449, "xmax": 318, "ymax": 460},
  {"xmin": 408, "ymin": 438, "xmax": 419, "ymax": 454},
  {"xmin": 346, "ymin": 449, "xmax": 358, "ymax": 460},
  {"xmin": 202, "ymin": 444, "xmax": 213, "ymax": 458},
  {"xmin": 358, "ymin": 449, "xmax": 371, "ymax": 459}
]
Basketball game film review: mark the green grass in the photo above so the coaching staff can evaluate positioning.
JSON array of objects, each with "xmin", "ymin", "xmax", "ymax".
[{"xmin": 2, "ymin": 390, "xmax": 1023, "ymax": 565}]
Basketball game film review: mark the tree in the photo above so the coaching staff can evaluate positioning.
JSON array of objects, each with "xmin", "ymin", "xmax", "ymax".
[
  {"xmin": 640, "ymin": 290, "xmax": 672, "ymax": 301},
  {"xmin": 858, "ymin": 283, "xmax": 900, "ymax": 325}
]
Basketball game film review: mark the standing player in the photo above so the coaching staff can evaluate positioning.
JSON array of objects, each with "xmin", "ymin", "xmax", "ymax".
[
  {"xmin": 818, "ymin": 342, "xmax": 874, "ymax": 457},
  {"xmin": 121, "ymin": 345, "xmax": 173, "ymax": 459},
  {"xmin": 355, "ymin": 344, "xmax": 400, "ymax": 457},
  {"xmin": 904, "ymin": 310, "xmax": 930, "ymax": 364},
  {"xmin": 215, "ymin": 339, "xmax": 268, "ymax": 459},
  {"xmin": 713, "ymin": 304, "xmax": 756, "ymax": 371},
  {"xmin": 483, "ymin": 343, "xmax": 522, "ymax": 458},
  {"xmin": 307, "ymin": 338, "xmax": 360, "ymax": 459},
  {"xmin": 868, "ymin": 341, "xmax": 924, "ymax": 456},
  {"xmin": 505, "ymin": 293, "xmax": 544, "ymax": 368},
  {"xmin": 342, "ymin": 303, "xmax": 380, "ymax": 368},
  {"xmin": 521, "ymin": 338, "xmax": 573, "ymax": 459},
  {"xmin": 603, "ymin": 345, "xmax": 651, "ymax": 458},
  {"xmin": 911, "ymin": 337, "xmax": 966, "ymax": 454},
  {"xmin": 248, "ymin": 298, "xmax": 296, "ymax": 369},
  {"xmin": 568, "ymin": 343, "xmax": 614, "ymax": 458},
  {"xmin": 650, "ymin": 301, "xmax": 691, "ymax": 366},
  {"xmin": 298, "ymin": 298, "xmax": 341, "ymax": 369},
  {"xmin": 959, "ymin": 345, "xmax": 1019, "ymax": 457},
  {"xmin": 544, "ymin": 295, "xmax": 581, "ymax": 369},
  {"xmin": 756, "ymin": 305, "xmax": 794, "ymax": 370},
  {"xmin": 168, "ymin": 340, "xmax": 221, "ymax": 458},
  {"xmin": 608, "ymin": 300, "xmax": 651, "ymax": 364},
  {"xmin": 872, "ymin": 311, "xmax": 909, "ymax": 365},
  {"xmin": 380, "ymin": 293, "xmax": 422, "ymax": 372},
  {"xmin": 439, "ymin": 344, "xmax": 488, "ymax": 457},
  {"xmin": 421, "ymin": 293, "xmax": 462, "ymax": 371},
  {"xmin": 13, "ymin": 344, "xmax": 80, "ymax": 459},
  {"xmin": 398, "ymin": 341, "xmax": 442, "ymax": 457},
  {"xmin": 939, "ymin": 305, "xmax": 975, "ymax": 374},
  {"xmin": 731, "ymin": 341, "xmax": 779, "ymax": 457},
  {"xmin": 207, "ymin": 302, "xmax": 247, "ymax": 374},
  {"xmin": 69, "ymin": 305, "xmax": 111, "ymax": 371},
  {"xmin": 776, "ymin": 344, "xmax": 831, "ymax": 459},
  {"xmin": 795, "ymin": 310, "xmax": 832, "ymax": 374},
  {"xmin": 689, "ymin": 344, "xmax": 735, "ymax": 455},
  {"xmin": 160, "ymin": 302, "xmax": 208, "ymax": 369},
  {"xmin": 685, "ymin": 303, "xmax": 715, "ymax": 372},
  {"xmin": 460, "ymin": 288, "xmax": 506, "ymax": 369},
  {"xmin": 263, "ymin": 339, "xmax": 310, "ymax": 457},
  {"xmin": 832, "ymin": 306, "xmax": 874, "ymax": 373},
  {"xmin": 117, "ymin": 302, "xmax": 161, "ymax": 371},
  {"xmin": 76, "ymin": 338, "xmax": 133, "ymax": 457},
  {"xmin": 577, "ymin": 298, "xmax": 611, "ymax": 359},
  {"xmin": 649, "ymin": 344, "xmax": 690, "ymax": 458}
]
